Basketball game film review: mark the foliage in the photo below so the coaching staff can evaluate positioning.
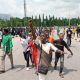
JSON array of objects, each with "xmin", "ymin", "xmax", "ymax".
[{"xmin": 0, "ymin": 15, "xmax": 80, "ymax": 28}]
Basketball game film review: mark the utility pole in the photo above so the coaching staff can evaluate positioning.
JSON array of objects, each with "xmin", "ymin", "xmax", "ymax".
[
  {"xmin": 69, "ymin": 18, "xmax": 70, "ymax": 27},
  {"xmin": 68, "ymin": 8, "xmax": 71, "ymax": 27},
  {"xmin": 24, "ymin": 0, "xmax": 27, "ymax": 27}
]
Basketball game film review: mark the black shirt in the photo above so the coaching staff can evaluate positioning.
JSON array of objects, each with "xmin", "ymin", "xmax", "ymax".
[
  {"xmin": 54, "ymin": 39, "xmax": 68, "ymax": 51},
  {"xmin": 66, "ymin": 29, "xmax": 72, "ymax": 38}
]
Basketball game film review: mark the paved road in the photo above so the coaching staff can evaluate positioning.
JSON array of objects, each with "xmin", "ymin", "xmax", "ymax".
[{"xmin": 0, "ymin": 37, "xmax": 80, "ymax": 80}]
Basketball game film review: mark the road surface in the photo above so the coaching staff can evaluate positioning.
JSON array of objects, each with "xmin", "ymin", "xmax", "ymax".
[{"xmin": 0, "ymin": 37, "xmax": 80, "ymax": 80}]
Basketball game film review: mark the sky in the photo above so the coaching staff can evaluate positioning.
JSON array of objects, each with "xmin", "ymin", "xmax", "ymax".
[{"xmin": 0, "ymin": 0, "xmax": 80, "ymax": 18}]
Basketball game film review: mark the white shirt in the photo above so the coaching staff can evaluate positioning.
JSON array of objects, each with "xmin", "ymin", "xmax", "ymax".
[
  {"xmin": 35, "ymin": 38, "xmax": 58, "ymax": 54},
  {"xmin": 0, "ymin": 31, "xmax": 2, "ymax": 40},
  {"xmin": 20, "ymin": 37, "xmax": 30, "ymax": 52},
  {"xmin": 41, "ymin": 43, "xmax": 58, "ymax": 54}
]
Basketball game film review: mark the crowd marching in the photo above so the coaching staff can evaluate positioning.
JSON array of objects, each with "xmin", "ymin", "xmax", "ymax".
[{"xmin": 0, "ymin": 19, "xmax": 80, "ymax": 80}]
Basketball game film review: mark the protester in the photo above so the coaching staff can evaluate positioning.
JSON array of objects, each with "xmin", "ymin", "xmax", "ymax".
[
  {"xmin": 28, "ymin": 19, "xmax": 67, "ymax": 80},
  {"xmin": 66, "ymin": 28, "xmax": 72, "ymax": 46},
  {"xmin": 45, "ymin": 31, "xmax": 55, "ymax": 66},
  {"xmin": 54, "ymin": 33, "xmax": 73, "ymax": 78},
  {"xmin": 28, "ymin": 37, "xmax": 38, "ymax": 68},
  {"xmin": 20, "ymin": 33, "xmax": 32, "ymax": 71},
  {"xmin": 45, "ymin": 31, "xmax": 54, "ymax": 43},
  {"xmin": 72, "ymin": 27, "xmax": 76, "ymax": 38},
  {"xmin": 0, "ymin": 29, "xmax": 14, "ymax": 74},
  {"xmin": 76, "ymin": 27, "xmax": 80, "ymax": 38},
  {"xmin": 0, "ymin": 29, "xmax": 2, "ymax": 48}
]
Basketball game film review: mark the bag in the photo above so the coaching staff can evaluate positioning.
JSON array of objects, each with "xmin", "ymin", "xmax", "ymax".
[
  {"xmin": 38, "ymin": 64, "xmax": 48, "ymax": 75},
  {"xmin": 38, "ymin": 44, "xmax": 48, "ymax": 75}
]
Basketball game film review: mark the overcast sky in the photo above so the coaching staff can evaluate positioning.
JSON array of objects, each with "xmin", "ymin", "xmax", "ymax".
[{"xmin": 0, "ymin": 0, "xmax": 80, "ymax": 18}]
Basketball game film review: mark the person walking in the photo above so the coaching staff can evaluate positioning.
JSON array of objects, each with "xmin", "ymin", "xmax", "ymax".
[
  {"xmin": 0, "ymin": 29, "xmax": 14, "ymax": 74},
  {"xmin": 54, "ymin": 33, "xmax": 73, "ymax": 78},
  {"xmin": 0, "ymin": 29, "xmax": 2, "ymax": 48},
  {"xmin": 66, "ymin": 28, "xmax": 72, "ymax": 46},
  {"xmin": 20, "ymin": 33, "xmax": 32, "ymax": 71}
]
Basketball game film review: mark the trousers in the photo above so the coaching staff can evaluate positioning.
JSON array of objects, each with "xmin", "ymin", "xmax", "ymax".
[
  {"xmin": 23, "ymin": 51, "xmax": 32, "ymax": 67},
  {"xmin": 0, "ymin": 49, "xmax": 13, "ymax": 71}
]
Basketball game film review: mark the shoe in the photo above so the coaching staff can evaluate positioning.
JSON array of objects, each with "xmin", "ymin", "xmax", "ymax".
[
  {"xmin": 26, "ymin": 67, "xmax": 30, "ymax": 71},
  {"xmin": 59, "ymin": 73, "xmax": 64, "ymax": 78},
  {"xmin": 11, "ymin": 66, "xmax": 14, "ymax": 69},
  {"xmin": 35, "ymin": 71, "xmax": 38, "ymax": 75},
  {"xmin": 0, "ymin": 71, "xmax": 5, "ymax": 74}
]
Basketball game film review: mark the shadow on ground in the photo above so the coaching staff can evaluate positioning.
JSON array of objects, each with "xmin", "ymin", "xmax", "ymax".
[
  {"xmin": 49, "ymin": 66, "xmax": 77, "ymax": 75},
  {"xmin": 6, "ymin": 65, "xmax": 25, "ymax": 72}
]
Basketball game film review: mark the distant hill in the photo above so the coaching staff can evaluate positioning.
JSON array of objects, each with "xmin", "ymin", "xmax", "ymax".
[{"xmin": 0, "ymin": 14, "xmax": 11, "ymax": 20}]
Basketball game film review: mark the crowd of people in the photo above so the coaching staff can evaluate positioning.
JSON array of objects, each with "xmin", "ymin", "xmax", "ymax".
[{"xmin": 1, "ymin": 20, "xmax": 80, "ymax": 80}]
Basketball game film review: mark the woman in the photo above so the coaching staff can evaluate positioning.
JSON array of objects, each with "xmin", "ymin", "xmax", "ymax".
[{"xmin": 20, "ymin": 34, "xmax": 32, "ymax": 71}]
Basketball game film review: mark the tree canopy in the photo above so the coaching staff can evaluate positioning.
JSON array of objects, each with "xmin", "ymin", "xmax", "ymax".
[{"xmin": 0, "ymin": 15, "xmax": 80, "ymax": 28}]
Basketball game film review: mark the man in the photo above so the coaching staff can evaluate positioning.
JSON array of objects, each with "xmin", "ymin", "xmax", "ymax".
[
  {"xmin": 54, "ymin": 33, "xmax": 73, "ymax": 78},
  {"xmin": 0, "ymin": 28, "xmax": 3, "ymax": 73},
  {"xmin": 45, "ymin": 32, "xmax": 54, "ymax": 44},
  {"xmin": 28, "ymin": 19, "xmax": 67, "ymax": 80},
  {"xmin": 0, "ymin": 29, "xmax": 2, "ymax": 48},
  {"xmin": 45, "ymin": 31, "xmax": 55, "ymax": 65},
  {"xmin": 0, "ymin": 29, "xmax": 14, "ymax": 73},
  {"xmin": 72, "ymin": 27, "xmax": 76, "ymax": 38},
  {"xmin": 66, "ymin": 28, "xmax": 72, "ymax": 46}
]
